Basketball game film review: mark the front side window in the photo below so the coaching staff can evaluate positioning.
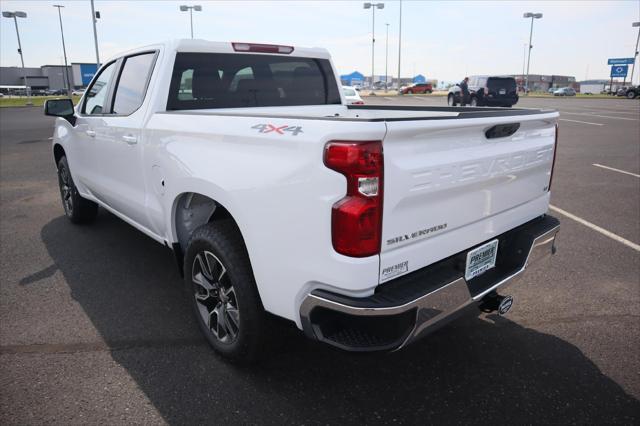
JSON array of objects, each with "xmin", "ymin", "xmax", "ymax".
[
  {"xmin": 112, "ymin": 52, "xmax": 156, "ymax": 115},
  {"xmin": 83, "ymin": 61, "xmax": 116, "ymax": 115}
]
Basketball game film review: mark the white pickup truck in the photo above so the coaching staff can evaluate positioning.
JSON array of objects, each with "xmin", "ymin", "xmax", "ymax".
[{"xmin": 45, "ymin": 40, "xmax": 559, "ymax": 361}]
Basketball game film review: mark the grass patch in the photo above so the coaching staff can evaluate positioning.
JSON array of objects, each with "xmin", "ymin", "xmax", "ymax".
[{"xmin": 0, "ymin": 96, "xmax": 82, "ymax": 108}]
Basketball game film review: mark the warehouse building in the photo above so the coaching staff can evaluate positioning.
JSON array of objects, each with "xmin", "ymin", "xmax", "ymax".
[{"xmin": 0, "ymin": 63, "xmax": 98, "ymax": 92}]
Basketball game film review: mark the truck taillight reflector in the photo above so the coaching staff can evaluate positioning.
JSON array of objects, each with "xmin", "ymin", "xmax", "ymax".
[
  {"xmin": 549, "ymin": 123, "xmax": 558, "ymax": 191},
  {"xmin": 231, "ymin": 42, "xmax": 294, "ymax": 54},
  {"xmin": 324, "ymin": 141, "xmax": 383, "ymax": 257}
]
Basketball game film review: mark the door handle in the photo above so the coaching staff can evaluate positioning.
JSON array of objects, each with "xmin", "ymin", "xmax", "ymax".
[
  {"xmin": 86, "ymin": 130, "xmax": 96, "ymax": 137},
  {"xmin": 122, "ymin": 135, "xmax": 138, "ymax": 145}
]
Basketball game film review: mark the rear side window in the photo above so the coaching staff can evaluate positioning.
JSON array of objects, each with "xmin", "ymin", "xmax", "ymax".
[
  {"xmin": 82, "ymin": 61, "xmax": 116, "ymax": 115},
  {"xmin": 112, "ymin": 52, "xmax": 156, "ymax": 115},
  {"xmin": 167, "ymin": 52, "xmax": 341, "ymax": 110}
]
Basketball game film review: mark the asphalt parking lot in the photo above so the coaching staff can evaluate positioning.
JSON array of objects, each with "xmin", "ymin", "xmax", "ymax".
[{"xmin": 1, "ymin": 97, "xmax": 639, "ymax": 424}]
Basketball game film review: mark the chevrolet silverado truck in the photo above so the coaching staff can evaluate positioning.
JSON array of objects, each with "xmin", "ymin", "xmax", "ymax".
[{"xmin": 44, "ymin": 40, "xmax": 559, "ymax": 361}]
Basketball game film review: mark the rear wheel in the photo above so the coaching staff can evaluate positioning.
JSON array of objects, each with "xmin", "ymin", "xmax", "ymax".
[
  {"xmin": 447, "ymin": 94, "xmax": 457, "ymax": 106},
  {"xmin": 184, "ymin": 220, "xmax": 268, "ymax": 362},
  {"xmin": 57, "ymin": 156, "xmax": 98, "ymax": 224},
  {"xmin": 627, "ymin": 90, "xmax": 637, "ymax": 99}
]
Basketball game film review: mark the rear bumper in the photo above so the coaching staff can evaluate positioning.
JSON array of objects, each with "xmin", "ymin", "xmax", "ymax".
[{"xmin": 299, "ymin": 215, "xmax": 559, "ymax": 352}]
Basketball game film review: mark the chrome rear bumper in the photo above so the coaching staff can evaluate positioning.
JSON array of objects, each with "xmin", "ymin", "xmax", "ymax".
[{"xmin": 300, "ymin": 215, "xmax": 559, "ymax": 352}]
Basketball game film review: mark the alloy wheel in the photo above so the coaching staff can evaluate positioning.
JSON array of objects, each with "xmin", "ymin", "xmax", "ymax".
[
  {"xmin": 192, "ymin": 251, "xmax": 240, "ymax": 344},
  {"xmin": 58, "ymin": 164, "xmax": 73, "ymax": 215}
]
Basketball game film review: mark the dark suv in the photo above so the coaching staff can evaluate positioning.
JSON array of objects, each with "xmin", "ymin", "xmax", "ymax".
[{"xmin": 448, "ymin": 75, "xmax": 519, "ymax": 107}]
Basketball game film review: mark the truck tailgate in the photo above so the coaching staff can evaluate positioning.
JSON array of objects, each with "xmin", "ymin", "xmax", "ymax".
[{"xmin": 379, "ymin": 112, "xmax": 558, "ymax": 282}]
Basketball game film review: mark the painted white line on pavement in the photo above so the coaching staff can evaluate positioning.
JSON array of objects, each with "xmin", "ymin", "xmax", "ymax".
[
  {"xmin": 559, "ymin": 118, "xmax": 604, "ymax": 126},
  {"xmin": 592, "ymin": 163, "xmax": 640, "ymax": 178},
  {"xmin": 562, "ymin": 112, "xmax": 638, "ymax": 121},
  {"xmin": 384, "ymin": 97, "xmax": 395, "ymax": 100},
  {"xmin": 549, "ymin": 205, "xmax": 640, "ymax": 252}
]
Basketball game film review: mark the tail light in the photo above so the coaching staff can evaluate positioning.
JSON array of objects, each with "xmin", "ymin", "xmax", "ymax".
[
  {"xmin": 549, "ymin": 123, "xmax": 559, "ymax": 191},
  {"xmin": 324, "ymin": 140, "xmax": 384, "ymax": 257}
]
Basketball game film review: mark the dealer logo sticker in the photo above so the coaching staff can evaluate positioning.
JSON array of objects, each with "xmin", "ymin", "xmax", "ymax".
[{"xmin": 381, "ymin": 261, "xmax": 408, "ymax": 281}]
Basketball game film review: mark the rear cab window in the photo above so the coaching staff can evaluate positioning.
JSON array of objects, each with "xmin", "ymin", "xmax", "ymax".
[{"xmin": 167, "ymin": 52, "xmax": 341, "ymax": 110}]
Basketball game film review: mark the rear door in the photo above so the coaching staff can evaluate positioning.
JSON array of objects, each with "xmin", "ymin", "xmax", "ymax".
[
  {"xmin": 379, "ymin": 112, "xmax": 558, "ymax": 282},
  {"xmin": 487, "ymin": 77, "xmax": 517, "ymax": 100}
]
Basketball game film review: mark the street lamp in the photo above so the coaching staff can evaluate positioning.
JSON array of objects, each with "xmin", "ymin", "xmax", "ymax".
[
  {"xmin": 630, "ymin": 22, "xmax": 640, "ymax": 86},
  {"xmin": 363, "ymin": 2, "xmax": 384, "ymax": 94},
  {"xmin": 385, "ymin": 23, "xmax": 390, "ymax": 92},
  {"xmin": 180, "ymin": 5, "xmax": 202, "ymax": 39},
  {"xmin": 2, "ymin": 11, "xmax": 32, "ymax": 105},
  {"xmin": 523, "ymin": 12, "xmax": 543, "ymax": 94},
  {"xmin": 90, "ymin": 0, "xmax": 101, "ymax": 68},
  {"xmin": 53, "ymin": 5, "xmax": 72, "ymax": 97},
  {"xmin": 397, "ymin": 0, "xmax": 402, "ymax": 93}
]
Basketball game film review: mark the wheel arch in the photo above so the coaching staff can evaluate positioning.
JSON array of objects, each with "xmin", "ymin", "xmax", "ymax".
[
  {"xmin": 170, "ymin": 191, "xmax": 247, "ymax": 277},
  {"xmin": 53, "ymin": 143, "xmax": 66, "ymax": 167}
]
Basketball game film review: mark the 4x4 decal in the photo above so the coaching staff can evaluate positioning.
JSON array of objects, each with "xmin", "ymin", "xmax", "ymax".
[{"xmin": 251, "ymin": 124, "xmax": 303, "ymax": 136}]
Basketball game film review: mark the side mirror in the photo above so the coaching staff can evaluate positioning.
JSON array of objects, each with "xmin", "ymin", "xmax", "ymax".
[{"xmin": 44, "ymin": 98, "xmax": 76, "ymax": 125}]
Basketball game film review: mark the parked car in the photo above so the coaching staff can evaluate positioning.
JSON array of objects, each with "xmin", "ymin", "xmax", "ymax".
[
  {"xmin": 402, "ymin": 83, "xmax": 433, "ymax": 94},
  {"xmin": 46, "ymin": 89, "xmax": 67, "ymax": 96},
  {"xmin": 553, "ymin": 87, "xmax": 576, "ymax": 96},
  {"xmin": 448, "ymin": 75, "xmax": 519, "ymax": 107},
  {"xmin": 616, "ymin": 86, "xmax": 638, "ymax": 99},
  {"xmin": 44, "ymin": 39, "xmax": 559, "ymax": 362},
  {"xmin": 342, "ymin": 85, "xmax": 364, "ymax": 105},
  {"xmin": 71, "ymin": 89, "xmax": 85, "ymax": 96}
]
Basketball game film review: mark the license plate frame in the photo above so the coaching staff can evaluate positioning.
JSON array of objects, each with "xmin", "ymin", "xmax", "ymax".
[
  {"xmin": 465, "ymin": 239, "xmax": 499, "ymax": 281},
  {"xmin": 499, "ymin": 88, "xmax": 506, "ymax": 95}
]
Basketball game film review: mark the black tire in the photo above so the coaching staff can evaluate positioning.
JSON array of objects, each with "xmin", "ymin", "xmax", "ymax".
[
  {"xmin": 448, "ymin": 94, "xmax": 457, "ymax": 106},
  {"xmin": 470, "ymin": 97, "xmax": 478, "ymax": 107},
  {"xmin": 627, "ymin": 91, "xmax": 637, "ymax": 99},
  {"xmin": 184, "ymin": 220, "xmax": 267, "ymax": 362},
  {"xmin": 57, "ymin": 156, "xmax": 98, "ymax": 224},
  {"xmin": 408, "ymin": 89, "xmax": 413, "ymax": 94}
]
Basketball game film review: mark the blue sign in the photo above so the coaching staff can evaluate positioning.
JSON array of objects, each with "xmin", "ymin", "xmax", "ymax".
[
  {"xmin": 610, "ymin": 65, "xmax": 628, "ymax": 78},
  {"xmin": 607, "ymin": 58, "xmax": 635, "ymax": 65},
  {"xmin": 80, "ymin": 63, "xmax": 98, "ymax": 85}
]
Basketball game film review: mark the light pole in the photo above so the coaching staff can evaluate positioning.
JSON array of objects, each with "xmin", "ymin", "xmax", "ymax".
[
  {"xmin": 385, "ymin": 23, "xmax": 390, "ymax": 92},
  {"xmin": 523, "ymin": 12, "xmax": 542, "ymax": 94},
  {"xmin": 363, "ymin": 2, "xmax": 384, "ymax": 94},
  {"xmin": 630, "ymin": 22, "xmax": 640, "ymax": 86},
  {"xmin": 90, "ymin": 0, "xmax": 101, "ymax": 68},
  {"xmin": 521, "ymin": 43, "xmax": 527, "ymax": 91},
  {"xmin": 180, "ymin": 5, "xmax": 202, "ymax": 39},
  {"xmin": 397, "ymin": 0, "xmax": 402, "ymax": 93},
  {"xmin": 53, "ymin": 5, "xmax": 72, "ymax": 97},
  {"xmin": 2, "ymin": 11, "xmax": 32, "ymax": 105}
]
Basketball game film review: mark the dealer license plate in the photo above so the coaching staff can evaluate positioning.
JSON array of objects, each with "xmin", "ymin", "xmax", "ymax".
[{"xmin": 465, "ymin": 239, "xmax": 499, "ymax": 281}]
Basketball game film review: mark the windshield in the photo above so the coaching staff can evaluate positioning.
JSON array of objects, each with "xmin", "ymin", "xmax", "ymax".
[{"xmin": 343, "ymin": 87, "xmax": 356, "ymax": 96}]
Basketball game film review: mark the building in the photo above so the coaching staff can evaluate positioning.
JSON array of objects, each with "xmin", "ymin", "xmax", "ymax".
[
  {"xmin": 0, "ymin": 62, "xmax": 98, "ymax": 91},
  {"xmin": 512, "ymin": 74, "xmax": 577, "ymax": 92}
]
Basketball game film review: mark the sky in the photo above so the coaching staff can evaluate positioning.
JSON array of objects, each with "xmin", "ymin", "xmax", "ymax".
[{"xmin": 1, "ymin": 0, "xmax": 639, "ymax": 84}]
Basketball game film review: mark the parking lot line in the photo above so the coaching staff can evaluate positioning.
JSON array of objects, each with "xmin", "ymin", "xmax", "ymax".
[
  {"xmin": 549, "ymin": 205, "xmax": 640, "ymax": 252},
  {"xmin": 592, "ymin": 163, "xmax": 640, "ymax": 178},
  {"xmin": 561, "ymin": 112, "xmax": 638, "ymax": 121},
  {"xmin": 558, "ymin": 118, "xmax": 604, "ymax": 126}
]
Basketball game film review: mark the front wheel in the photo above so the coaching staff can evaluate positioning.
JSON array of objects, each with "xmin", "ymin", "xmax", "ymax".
[
  {"xmin": 57, "ymin": 156, "xmax": 98, "ymax": 224},
  {"xmin": 184, "ymin": 220, "xmax": 268, "ymax": 362},
  {"xmin": 627, "ymin": 91, "xmax": 637, "ymax": 99}
]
